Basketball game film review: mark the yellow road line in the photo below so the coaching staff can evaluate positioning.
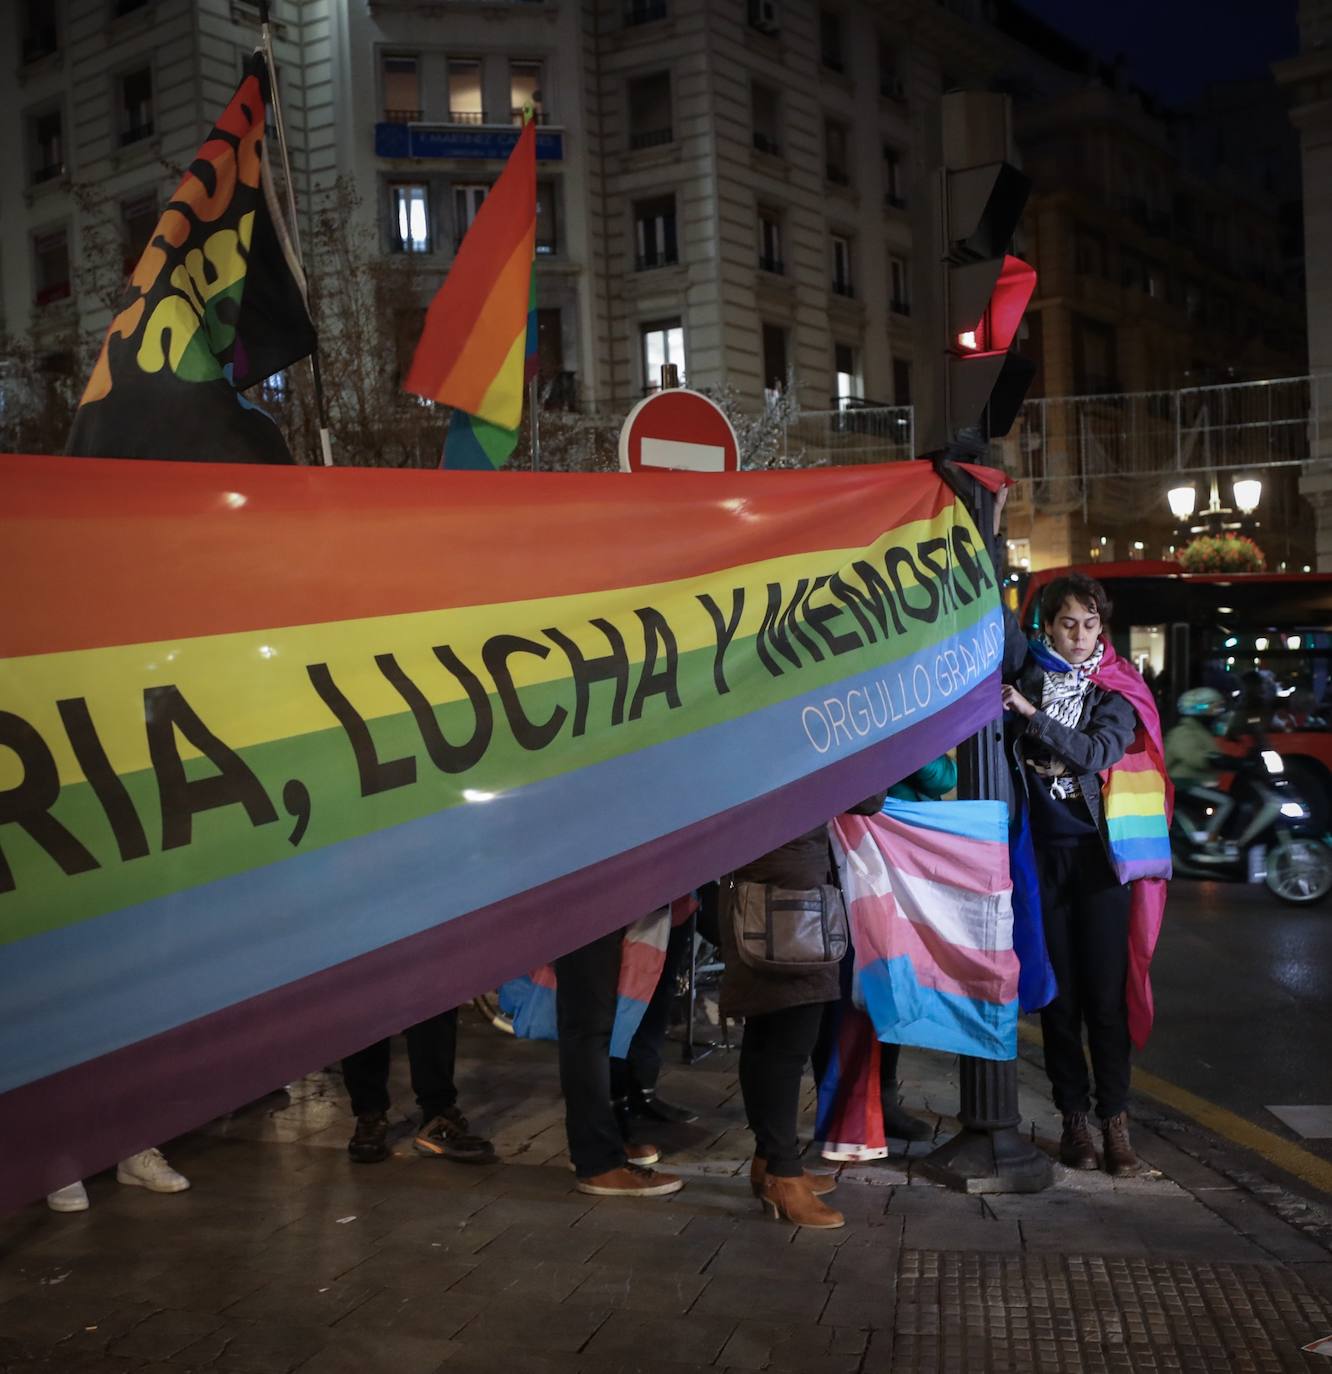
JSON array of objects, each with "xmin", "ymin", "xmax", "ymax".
[{"xmin": 1017, "ymin": 1020, "xmax": 1332, "ymax": 1195}]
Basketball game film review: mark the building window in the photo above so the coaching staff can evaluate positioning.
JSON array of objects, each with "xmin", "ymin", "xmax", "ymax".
[
  {"xmin": 625, "ymin": 0, "xmax": 668, "ymax": 23},
  {"xmin": 33, "ymin": 228, "xmax": 71, "ymax": 306},
  {"xmin": 834, "ymin": 342, "xmax": 861, "ymax": 407},
  {"xmin": 641, "ymin": 318, "xmax": 685, "ymax": 392},
  {"xmin": 831, "ymin": 234, "xmax": 853, "ymax": 297},
  {"xmin": 819, "ymin": 9, "xmax": 844, "ymax": 72},
  {"xmin": 389, "ymin": 183, "xmax": 431, "ymax": 253},
  {"xmin": 748, "ymin": 0, "xmax": 780, "ymax": 34},
  {"xmin": 1074, "ymin": 225, "xmax": 1107, "ymax": 279},
  {"xmin": 878, "ymin": 39, "xmax": 904, "ymax": 99},
  {"xmin": 536, "ymin": 179, "xmax": 558, "ymax": 255},
  {"xmin": 751, "ymin": 82, "xmax": 780, "ymax": 157},
  {"xmin": 120, "ymin": 68, "xmax": 153, "ymax": 146},
  {"xmin": 448, "ymin": 60, "xmax": 484, "ymax": 124},
  {"xmin": 30, "ymin": 108, "xmax": 64, "ymax": 185},
  {"xmin": 453, "ymin": 183, "xmax": 488, "ymax": 247},
  {"xmin": 892, "ymin": 357, "xmax": 912, "ymax": 407},
  {"xmin": 758, "ymin": 208, "xmax": 783, "ymax": 274},
  {"xmin": 634, "ymin": 195, "xmax": 677, "ymax": 269},
  {"xmin": 382, "ymin": 55, "xmax": 420, "ymax": 122},
  {"xmin": 121, "ymin": 193, "xmax": 157, "ymax": 272},
  {"xmin": 824, "ymin": 118, "xmax": 849, "ymax": 186},
  {"xmin": 1072, "ymin": 316, "xmax": 1116, "ymax": 395},
  {"xmin": 21, "ymin": 0, "xmax": 58, "ymax": 63},
  {"xmin": 762, "ymin": 323, "xmax": 788, "ymax": 403},
  {"xmin": 510, "ymin": 60, "xmax": 544, "ymax": 124},
  {"xmin": 628, "ymin": 72, "xmax": 672, "ymax": 150},
  {"xmin": 889, "ymin": 255, "xmax": 910, "ymax": 314},
  {"xmin": 883, "ymin": 144, "xmax": 905, "ymax": 209}
]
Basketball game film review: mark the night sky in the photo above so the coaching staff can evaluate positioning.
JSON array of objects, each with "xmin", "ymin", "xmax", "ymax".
[{"xmin": 1016, "ymin": 0, "xmax": 1301, "ymax": 105}]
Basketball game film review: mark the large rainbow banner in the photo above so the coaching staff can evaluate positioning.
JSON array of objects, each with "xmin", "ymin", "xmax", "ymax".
[{"xmin": 0, "ymin": 454, "xmax": 1003, "ymax": 1210}]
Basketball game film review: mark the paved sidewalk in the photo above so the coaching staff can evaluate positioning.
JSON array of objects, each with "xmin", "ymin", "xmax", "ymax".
[{"xmin": 3, "ymin": 1008, "xmax": 1332, "ymax": 1373}]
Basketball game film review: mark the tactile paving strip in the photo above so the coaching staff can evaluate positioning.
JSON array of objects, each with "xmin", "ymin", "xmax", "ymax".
[{"xmin": 890, "ymin": 1251, "xmax": 1332, "ymax": 1372}]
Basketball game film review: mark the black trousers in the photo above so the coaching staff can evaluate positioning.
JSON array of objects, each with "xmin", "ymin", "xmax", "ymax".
[
  {"xmin": 555, "ymin": 929, "xmax": 626, "ymax": 1179},
  {"xmin": 738, "ymin": 1001, "xmax": 827, "ymax": 1177},
  {"xmin": 1035, "ymin": 839, "xmax": 1132, "ymax": 1120},
  {"xmin": 341, "ymin": 1008, "xmax": 459, "ymax": 1122},
  {"xmin": 611, "ymin": 916, "xmax": 692, "ymax": 1099}
]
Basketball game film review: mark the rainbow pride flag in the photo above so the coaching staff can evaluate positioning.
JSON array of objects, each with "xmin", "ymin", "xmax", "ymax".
[
  {"xmin": 406, "ymin": 120, "xmax": 536, "ymax": 468},
  {"xmin": 0, "ymin": 454, "xmax": 1003, "ymax": 1210},
  {"xmin": 830, "ymin": 798, "xmax": 1018, "ymax": 1062}
]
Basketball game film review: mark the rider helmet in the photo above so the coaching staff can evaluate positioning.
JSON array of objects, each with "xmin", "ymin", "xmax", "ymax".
[{"xmin": 1177, "ymin": 686, "xmax": 1224, "ymax": 718}]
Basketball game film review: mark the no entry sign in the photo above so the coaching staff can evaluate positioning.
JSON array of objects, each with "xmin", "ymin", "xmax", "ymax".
[{"xmin": 618, "ymin": 388, "xmax": 741, "ymax": 473}]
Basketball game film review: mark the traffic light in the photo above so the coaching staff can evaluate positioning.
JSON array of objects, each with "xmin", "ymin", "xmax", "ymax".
[{"xmin": 940, "ymin": 104, "xmax": 1037, "ymax": 445}]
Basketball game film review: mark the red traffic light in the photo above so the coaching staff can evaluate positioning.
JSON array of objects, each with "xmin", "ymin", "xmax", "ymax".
[{"xmin": 951, "ymin": 255, "xmax": 1037, "ymax": 356}]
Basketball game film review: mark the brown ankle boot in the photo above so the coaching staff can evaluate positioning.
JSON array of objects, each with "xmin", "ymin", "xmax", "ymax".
[
  {"xmin": 1058, "ymin": 1112, "xmax": 1099, "ymax": 1169},
  {"xmin": 1101, "ymin": 1112, "xmax": 1139, "ymax": 1176},
  {"xmin": 759, "ymin": 1173, "xmax": 845, "ymax": 1229},
  {"xmin": 749, "ymin": 1157, "xmax": 837, "ymax": 1198}
]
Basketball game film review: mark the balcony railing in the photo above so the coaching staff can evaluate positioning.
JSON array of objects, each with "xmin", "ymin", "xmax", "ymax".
[
  {"xmin": 625, "ymin": 0, "xmax": 668, "ymax": 23},
  {"xmin": 384, "ymin": 108, "xmax": 421, "ymax": 123},
  {"xmin": 825, "ymin": 165, "xmax": 850, "ymax": 187},
  {"xmin": 31, "ymin": 163, "xmax": 64, "ymax": 186},
  {"xmin": 448, "ymin": 110, "xmax": 487, "ymax": 125},
  {"xmin": 831, "ymin": 278, "xmax": 855, "ymax": 298},
  {"xmin": 629, "ymin": 127, "xmax": 673, "ymax": 150},
  {"xmin": 752, "ymin": 132, "xmax": 781, "ymax": 157},
  {"xmin": 635, "ymin": 248, "xmax": 679, "ymax": 270},
  {"xmin": 757, "ymin": 254, "xmax": 784, "ymax": 275},
  {"xmin": 512, "ymin": 108, "xmax": 549, "ymax": 124},
  {"xmin": 121, "ymin": 121, "xmax": 154, "ymax": 146}
]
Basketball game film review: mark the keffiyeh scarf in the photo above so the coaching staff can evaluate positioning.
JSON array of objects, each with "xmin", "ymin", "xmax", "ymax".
[{"xmin": 1029, "ymin": 636, "xmax": 1104, "ymax": 798}]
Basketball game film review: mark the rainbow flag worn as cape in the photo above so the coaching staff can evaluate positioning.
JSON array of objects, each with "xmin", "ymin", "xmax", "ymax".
[
  {"xmin": 405, "ymin": 121, "xmax": 536, "ymax": 469},
  {"xmin": 830, "ymin": 798, "xmax": 1018, "ymax": 1063},
  {"xmin": 1025, "ymin": 637, "xmax": 1172, "ymax": 1047},
  {"xmin": 499, "ymin": 906, "xmax": 671, "ymax": 1057}
]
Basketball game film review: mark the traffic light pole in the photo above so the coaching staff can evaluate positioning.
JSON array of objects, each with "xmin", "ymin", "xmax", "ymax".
[{"xmin": 917, "ymin": 460, "xmax": 1053, "ymax": 1195}]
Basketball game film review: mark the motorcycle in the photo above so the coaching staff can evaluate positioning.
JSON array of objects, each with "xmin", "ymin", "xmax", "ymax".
[{"xmin": 1170, "ymin": 744, "xmax": 1332, "ymax": 905}]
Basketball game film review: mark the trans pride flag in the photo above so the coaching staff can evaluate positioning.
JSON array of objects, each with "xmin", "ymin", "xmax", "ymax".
[
  {"xmin": 499, "ymin": 906, "xmax": 671, "ymax": 1057},
  {"xmin": 830, "ymin": 798, "xmax": 1018, "ymax": 1062},
  {"xmin": 404, "ymin": 120, "xmax": 536, "ymax": 469}
]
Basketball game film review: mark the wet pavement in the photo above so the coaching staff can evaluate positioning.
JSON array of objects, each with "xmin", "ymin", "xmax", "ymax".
[{"xmin": 2, "ymin": 1001, "xmax": 1332, "ymax": 1373}]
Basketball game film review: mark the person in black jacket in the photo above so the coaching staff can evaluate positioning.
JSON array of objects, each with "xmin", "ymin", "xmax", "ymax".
[
  {"xmin": 1002, "ymin": 574, "xmax": 1142, "ymax": 1176},
  {"xmin": 719, "ymin": 792, "xmax": 887, "ymax": 1228}
]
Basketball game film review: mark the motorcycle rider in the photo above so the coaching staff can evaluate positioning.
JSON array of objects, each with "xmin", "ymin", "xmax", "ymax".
[{"xmin": 1164, "ymin": 687, "xmax": 1234, "ymax": 856}]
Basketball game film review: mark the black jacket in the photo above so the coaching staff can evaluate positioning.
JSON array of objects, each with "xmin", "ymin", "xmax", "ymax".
[{"xmin": 1005, "ymin": 650, "xmax": 1137, "ymax": 850}]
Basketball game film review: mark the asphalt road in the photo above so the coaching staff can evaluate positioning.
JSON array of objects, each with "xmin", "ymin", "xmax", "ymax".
[{"xmin": 1141, "ymin": 875, "xmax": 1332, "ymax": 1164}]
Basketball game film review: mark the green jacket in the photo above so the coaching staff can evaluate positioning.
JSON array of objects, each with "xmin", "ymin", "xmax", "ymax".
[
  {"xmin": 1164, "ymin": 717, "xmax": 1218, "ymax": 785},
  {"xmin": 886, "ymin": 753, "xmax": 957, "ymax": 804}
]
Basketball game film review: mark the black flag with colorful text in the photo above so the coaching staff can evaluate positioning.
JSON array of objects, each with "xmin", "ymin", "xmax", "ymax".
[{"xmin": 66, "ymin": 53, "xmax": 315, "ymax": 465}]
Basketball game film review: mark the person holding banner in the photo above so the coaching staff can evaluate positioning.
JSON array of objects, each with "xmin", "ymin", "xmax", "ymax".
[
  {"xmin": 719, "ymin": 791, "xmax": 887, "ymax": 1229},
  {"xmin": 1002, "ymin": 574, "xmax": 1169, "ymax": 1177}
]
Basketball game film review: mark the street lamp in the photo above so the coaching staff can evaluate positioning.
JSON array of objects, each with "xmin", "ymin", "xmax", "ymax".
[
  {"xmin": 1166, "ymin": 484, "xmax": 1197, "ymax": 520},
  {"xmin": 1233, "ymin": 476, "xmax": 1262, "ymax": 516}
]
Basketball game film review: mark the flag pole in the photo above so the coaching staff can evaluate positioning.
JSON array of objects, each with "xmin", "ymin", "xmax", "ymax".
[
  {"xmin": 257, "ymin": 0, "xmax": 334, "ymax": 467},
  {"xmin": 528, "ymin": 375, "xmax": 540, "ymax": 472}
]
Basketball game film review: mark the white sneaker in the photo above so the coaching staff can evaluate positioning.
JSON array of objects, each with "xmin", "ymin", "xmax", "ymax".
[
  {"xmin": 46, "ymin": 1181, "xmax": 89, "ymax": 1212},
  {"xmin": 116, "ymin": 1148, "xmax": 190, "ymax": 1194}
]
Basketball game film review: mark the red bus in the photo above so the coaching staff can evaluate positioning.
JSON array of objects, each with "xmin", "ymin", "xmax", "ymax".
[{"xmin": 1019, "ymin": 561, "xmax": 1332, "ymax": 829}]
